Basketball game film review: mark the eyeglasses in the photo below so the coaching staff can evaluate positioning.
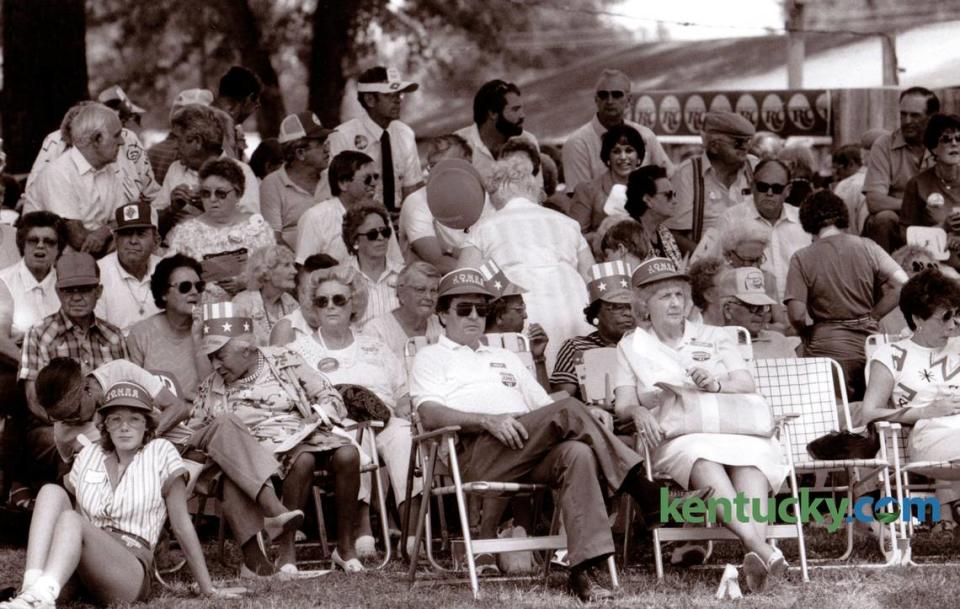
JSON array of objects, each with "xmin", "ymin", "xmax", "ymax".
[
  {"xmin": 360, "ymin": 173, "xmax": 380, "ymax": 186},
  {"xmin": 25, "ymin": 237, "xmax": 58, "ymax": 247},
  {"xmin": 357, "ymin": 226, "xmax": 392, "ymax": 241},
  {"xmin": 656, "ymin": 190, "xmax": 676, "ymax": 200},
  {"xmin": 596, "ymin": 90, "xmax": 626, "ymax": 100},
  {"xmin": 600, "ymin": 301, "xmax": 633, "ymax": 313},
  {"xmin": 169, "ymin": 280, "xmax": 206, "ymax": 294},
  {"xmin": 60, "ymin": 285, "xmax": 97, "ymax": 295},
  {"xmin": 453, "ymin": 302, "xmax": 490, "ymax": 317},
  {"xmin": 314, "ymin": 294, "xmax": 351, "ymax": 309},
  {"xmin": 939, "ymin": 133, "xmax": 960, "ymax": 145},
  {"xmin": 199, "ymin": 187, "xmax": 235, "ymax": 200},
  {"xmin": 939, "ymin": 308, "xmax": 960, "ymax": 323},
  {"xmin": 754, "ymin": 181, "xmax": 787, "ymax": 195},
  {"xmin": 104, "ymin": 413, "xmax": 147, "ymax": 431},
  {"xmin": 730, "ymin": 300, "xmax": 770, "ymax": 316}
]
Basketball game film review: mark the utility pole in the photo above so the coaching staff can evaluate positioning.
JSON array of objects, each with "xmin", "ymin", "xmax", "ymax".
[
  {"xmin": 881, "ymin": 32, "xmax": 900, "ymax": 86},
  {"xmin": 786, "ymin": 0, "xmax": 805, "ymax": 89}
]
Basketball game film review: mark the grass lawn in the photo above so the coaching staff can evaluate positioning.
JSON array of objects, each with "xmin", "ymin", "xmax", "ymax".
[{"xmin": 3, "ymin": 522, "xmax": 960, "ymax": 609}]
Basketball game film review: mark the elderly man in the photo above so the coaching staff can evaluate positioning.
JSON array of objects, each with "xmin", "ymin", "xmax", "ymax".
[
  {"xmin": 562, "ymin": 69, "xmax": 673, "ymax": 191},
  {"xmin": 94, "ymin": 202, "xmax": 162, "ymax": 332},
  {"xmin": 328, "ymin": 66, "xmax": 423, "ymax": 214},
  {"xmin": 410, "ymin": 267, "xmax": 674, "ymax": 601},
  {"xmin": 24, "ymin": 104, "xmax": 127, "ymax": 256},
  {"xmin": 665, "ymin": 111, "xmax": 757, "ymax": 243},
  {"xmin": 862, "ymin": 87, "xmax": 940, "ymax": 251},
  {"xmin": 708, "ymin": 267, "xmax": 800, "ymax": 359},
  {"xmin": 148, "ymin": 88, "xmax": 215, "ymax": 183}
]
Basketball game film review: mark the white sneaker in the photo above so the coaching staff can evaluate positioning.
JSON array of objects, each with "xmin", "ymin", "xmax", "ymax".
[{"xmin": 0, "ymin": 589, "xmax": 56, "ymax": 609}]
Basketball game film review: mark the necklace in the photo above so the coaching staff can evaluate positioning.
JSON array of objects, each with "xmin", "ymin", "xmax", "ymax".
[
  {"xmin": 936, "ymin": 165, "xmax": 960, "ymax": 191},
  {"xmin": 262, "ymin": 294, "xmax": 290, "ymax": 326},
  {"xmin": 233, "ymin": 352, "xmax": 265, "ymax": 387},
  {"xmin": 122, "ymin": 274, "xmax": 150, "ymax": 316}
]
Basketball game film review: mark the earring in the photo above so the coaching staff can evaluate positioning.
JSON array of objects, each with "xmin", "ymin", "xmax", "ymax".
[{"xmin": 592, "ymin": 317, "xmax": 600, "ymax": 326}]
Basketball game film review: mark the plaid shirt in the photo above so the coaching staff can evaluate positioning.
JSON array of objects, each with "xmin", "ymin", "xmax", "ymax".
[
  {"xmin": 147, "ymin": 137, "xmax": 180, "ymax": 185},
  {"xmin": 19, "ymin": 310, "xmax": 128, "ymax": 382}
]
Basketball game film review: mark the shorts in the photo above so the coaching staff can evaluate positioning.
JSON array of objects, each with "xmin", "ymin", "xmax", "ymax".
[{"xmin": 104, "ymin": 528, "xmax": 153, "ymax": 601}]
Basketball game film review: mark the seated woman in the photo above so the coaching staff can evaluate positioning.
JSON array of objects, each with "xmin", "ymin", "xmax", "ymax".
[
  {"xmin": 342, "ymin": 205, "xmax": 402, "ymax": 326},
  {"xmin": 614, "ymin": 257, "xmax": 788, "ymax": 593},
  {"xmin": 166, "ymin": 158, "xmax": 275, "ymax": 302},
  {"xmin": 361, "ymin": 261, "xmax": 443, "ymax": 361},
  {"xmin": 624, "ymin": 165, "xmax": 694, "ymax": 268},
  {"xmin": 233, "ymin": 244, "xmax": 300, "ymax": 345},
  {"xmin": 861, "ymin": 269, "xmax": 960, "ymax": 518},
  {"xmin": 285, "ymin": 264, "xmax": 422, "ymax": 559},
  {"xmin": 193, "ymin": 302, "xmax": 363, "ymax": 573},
  {"xmin": 0, "ymin": 381, "xmax": 239, "ymax": 609}
]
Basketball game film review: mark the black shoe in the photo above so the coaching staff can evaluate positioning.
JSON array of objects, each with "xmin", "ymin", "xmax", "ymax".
[{"xmin": 568, "ymin": 568, "xmax": 615, "ymax": 602}]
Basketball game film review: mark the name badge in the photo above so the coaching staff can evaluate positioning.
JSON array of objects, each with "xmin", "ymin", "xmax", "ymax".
[
  {"xmin": 490, "ymin": 362, "xmax": 506, "ymax": 369},
  {"xmin": 691, "ymin": 351, "xmax": 711, "ymax": 362},
  {"xmin": 84, "ymin": 470, "xmax": 107, "ymax": 484},
  {"xmin": 318, "ymin": 358, "xmax": 340, "ymax": 373},
  {"xmin": 500, "ymin": 372, "xmax": 517, "ymax": 387}
]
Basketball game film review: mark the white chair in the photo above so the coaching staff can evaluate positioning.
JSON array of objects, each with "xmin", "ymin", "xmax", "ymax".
[{"xmin": 722, "ymin": 325, "xmax": 754, "ymax": 363}]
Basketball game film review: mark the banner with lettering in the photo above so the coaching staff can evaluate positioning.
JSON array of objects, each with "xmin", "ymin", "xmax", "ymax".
[{"xmin": 630, "ymin": 90, "xmax": 831, "ymax": 137}]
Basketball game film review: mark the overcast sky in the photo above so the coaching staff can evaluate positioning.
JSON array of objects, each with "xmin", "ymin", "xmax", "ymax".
[{"xmin": 612, "ymin": 0, "xmax": 785, "ymax": 39}]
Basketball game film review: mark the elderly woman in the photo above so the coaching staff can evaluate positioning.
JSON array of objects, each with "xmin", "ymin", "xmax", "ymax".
[
  {"xmin": 862, "ymin": 269, "xmax": 960, "ymax": 518},
  {"xmin": 126, "ymin": 254, "xmax": 212, "ymax": 402},
  {"xmin": 569, "ymin": 124, "xmax": 646, "ymax": 238},
  {"xmin": 625, "ymin": 164, "xmax": 693, "ymax": 269},
  {"xmin": 284, "ymin": 264, "xmax": 422, "ymax": 559},
  {"xmin": 232, "ymin": 245, "xmax": 299, "ymax": 345},
  {"xmin": 193, "ymin": 302, "xmax": 363, "ymax": 573},
  {"xmin": 786, "ymin": 191, "xmax": 908, "ymax": 401},
  {"xmin": 166, "ymin": 158, "xmax": 275, "ymax": 302},
  {"xmin": 362, "ymin": 261, "xmax": 443, "ymax": 360},
  {"xmin": 0, "ymin": 382, "xmax": 236, "ymax": 609},
  {"xmin": 614, "ymin": 257, "xmax": 788, "ymax": 592},
  {"xmin": 459, "ymin": 155, "xmax": 595, "ymax": 370},
  {"xmin": 343, "ymin": 205, "xmax": 401, "ymax": 326}
]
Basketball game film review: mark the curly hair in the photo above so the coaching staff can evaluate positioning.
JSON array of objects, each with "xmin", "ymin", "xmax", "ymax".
[
  {"xmin": 923, "ymin": 113, "xmax": 960, "ymax": 152},
  {"xmin": 198, "ymin": 158, "xmax": 246, "ymax": 197},
  {"xmin": 799, "ymin": 190, "xmax": 849, "ymax": 234},
  {"xmin": 688, "ymin": 257, "xmax": 725, "ymax": 311},
  {"xmin": 720, "ymin": 220, "xmax": 772, "ymax": 255},
  {"xmin": 301, "ymin": 264, "xmax": 369, "ymax": 324},
  {"xmin": 16, "ymin": 211, "xmax": 67, "ymax": 256},
  {"xmin": 171, "ymin": 104, "xmax": 224, "ymax": 155},
  {"xmin": 245, "ymin": 244, "xmax": 295, "ymax": 290},
  {"xmin": 600, "ymin": 124, "xmax": 646, "ymax": 166},
  {"xmin": 341, "ymin": 205, "xmax": 389, "ymax": 257},
  {"xmin": 150, "ymin": 253, "xmax": 203, "ymax": 308},
  {"xmin": 485, "ymin": 155, "xmax": 540, "ymax": 207},
  {"xmin": 899, "ymin": 268, "xmax": 960, "ymax": 331},
  {"xmin": 96, "ymin": 406, "xmax": 159, "ymax": 453}
]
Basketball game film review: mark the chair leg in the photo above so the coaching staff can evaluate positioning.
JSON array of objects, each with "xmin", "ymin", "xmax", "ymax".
[
  {"xmin": 651, "ymin": 525, "xmax": 665, "ymax": 580},
  {"xmin": 400, "ymin": 440, "xmax": 419, "ymax": 562},
  {"xmin": 446, "ymin": 437, "xmax": 480, "ymax": 599},
  {"xmin": 621, "ymin": 494, "xmax": 633, "ymax": 566},
  {"xmin": 787, "ymin": 462, "xmax": 810, "ymax": 582},
  {"xmin": 312, "ymin": 486, "xmax": 329, "ymax": 559},
  {"xmin": 371, "ymin": 467, "xmax": 392, "ymax": 569},
  {"xmin": 408, "ymin": 442, "xmax": 439, "ymax": 584},
  {"xmin": 606, "ymin": 555, "xmax": 619, "ymax": 589}
]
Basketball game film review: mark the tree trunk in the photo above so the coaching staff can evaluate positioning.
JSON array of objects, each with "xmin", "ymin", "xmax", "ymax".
[
  {"xmin": 2, "ymin": 0, "xmax": 88, "ymax": 173},
  {"xmin": 308, "ymin": 0, "xmax": 356, "ymax": 128}
]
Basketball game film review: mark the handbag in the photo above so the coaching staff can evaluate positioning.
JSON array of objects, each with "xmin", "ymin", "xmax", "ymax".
[
  {"xmin": 335, "ymin": 384, "xmax": 392, "ymax": 423},
  {"xmin": 806, "ymin": 428, "xmax": 880, "ymax": 460},
  {"xmin": 656, "ymin": 383, "xmax": 775, "ymax": 439}
]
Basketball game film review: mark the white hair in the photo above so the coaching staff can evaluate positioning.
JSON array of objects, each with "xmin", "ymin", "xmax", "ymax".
[
  {"xmin": 720, "ymin": 220, "xmax": 772, "ymax": 254},
  {"xmin": 69, "ymin": 103, "xmax": 119, "ymax": 148},
  {"xmin": 485, "ymin": 155, "xmax": 540, "ymax": 208}
]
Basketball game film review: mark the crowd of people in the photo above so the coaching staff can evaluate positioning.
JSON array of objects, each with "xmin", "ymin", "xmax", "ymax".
[{"xmin": 0, "ymin": 60, "xmax": 959, "ymax": 606}]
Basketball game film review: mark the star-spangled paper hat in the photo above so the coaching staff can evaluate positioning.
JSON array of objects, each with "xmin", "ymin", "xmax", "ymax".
[
  {"xmin": 587, "ymin": 260, "xmax": 633, "ymax": 304},
  {"xmin": 199, "ymin": 301, "xmax": 254, "ymax": 355},
  {"xmin": 478, "ymin": 259, "xmax": 527, "ymax": 301}
]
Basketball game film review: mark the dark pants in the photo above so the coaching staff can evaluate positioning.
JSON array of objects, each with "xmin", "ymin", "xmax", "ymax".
[
  {"xmin": 861, "ymin": 210, "xmax": 904, "ymax": 253},
  {"xmin": 0, "ymin": 371, "xmax": 62, "ymax": 492}
]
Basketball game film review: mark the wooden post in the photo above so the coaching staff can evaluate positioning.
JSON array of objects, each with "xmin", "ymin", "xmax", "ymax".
[
  {"xmin": 786, "ymin": 0, "xmax": 805, "ymax": 89},
  {"xmin": 881, "ymin": 33, "xmax": 899, "ymax": 86}
]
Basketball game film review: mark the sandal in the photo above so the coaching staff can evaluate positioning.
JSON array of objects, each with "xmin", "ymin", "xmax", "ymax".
[
  {"xmin": 742, "ymin": 551, "xmax": 769, "ymax": 593},
  {"xmin": 331, "ymin": 548, "xmax": 364, "ymax": 573},
  {"xmin": 767, "ymin": 548, "xmax": 789, "ymax": 578},
  {"xmin": 263, "ymin": 510, "xmax": 304, "ymax": 542}
]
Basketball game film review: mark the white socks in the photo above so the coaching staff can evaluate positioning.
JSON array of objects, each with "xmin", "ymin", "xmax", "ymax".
[
  {"xmin": 27, "ymin": 574, "xmax": 60, "ymax": 604},
  {"xmin": 21, "ymin": 569, "xmax": 42, "ymax": 592}
]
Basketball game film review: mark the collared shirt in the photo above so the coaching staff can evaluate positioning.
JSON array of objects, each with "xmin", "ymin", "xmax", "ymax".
[
  {"xmin": 453, "ymin": 124, "xmax": 543, "ymax": 187},
  {"xmin": 19, "ymin": 310, "xmax": 128, "ymax": 382},
  {"xmin": 259, "ymin": 166, "xmax": 322, "ymax": 250},
  {"xmin": 691, "ymin": 201, "xmax": 810, "ymax": 300},
  {"xmin": 24, "ymin": 128, "xmax": 160, "ymax": 206},
  {"xmin": 863, "ymin": 129, "xmax": 935, "ymax": 201},
  {"xmin": 24, "ymin": 147, "xmax": 126, "ymax": 230},
  {"xmin": 94, "ymin": 252, "xmax": 162, "ymax": 334},
  {"xmin": 295, "ymin": 197, "xmax": 405, "ymax": 267},
  {"xmin": 665, "ymin": 152, "xmax": 756, "ymax": 233},
  {"xmin": 147, "ymin": 136, "xmax": 180, "ymax": 185},
  {"xmin": 153, "ymin": 155, "xmax": 260, "ymax": 214},
  {"xmin": 398, "ymin": 187, "xmax": 495, "ymax": 257},
  {"xmin": 328, "ymin": 112, "xmax": 422, "ymax": 206},
  {"xmin": 409, "ymin": 334, "xmax": 551, "ymax": 415},
  {"xmin": 562, "ymin": 116, "xmax": 674, "ymax": 191},
  {"xmin": 356, "ymin": 259, "xmax": 403, "ymax": 327},
  {"xmin": 834, "ymin": 167, "xmax": 868, "ymax": 233},
  {"xmin": 0, "ymin": 260, "xmax": 60, "ymax": 342}
]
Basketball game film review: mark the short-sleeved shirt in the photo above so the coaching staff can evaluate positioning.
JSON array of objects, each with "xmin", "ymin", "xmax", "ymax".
[
  {"xmin": 19, "ymin": 310, "xmax": 128, "ymax": 381},
  {"xmin": 0, "ymin": 260, "xmax": 60, "ymax": 342},
  {"xmin": 259, "ymin": 166, "xmax": 322, "ymax": 250},
  {"xmin": 453, "ymin": 124, "xmax": 542, "ymax": 187},
  {"xmin": 899, "ymin": 166, "xmax": 960, "ymax": 230},
  {"xmin": 360, "ymin": 311, "xmax": 444, "ymax": 362},
  {"xmin": 561, "ymin": 116, "xmax": 674, "ymax": 191},
  {"xmin": 549, "ymin": 331, "xmax": 608, "ymax": 391},
  {"xmin": 294, "ymin": 197, "xmax": 404, "ymax": 266},
  {"xmin": 126, "ymin": 313, "xmax": 204, "ymax": 402},
  {"xmin": 863, "ymin": 129, "xmax": 935, "ymax": 201},
  {"xmin": 65, "ymin": 439, "xmax": 187, "ymax": 547},
  {"xmin": 665, "ymin": 152, "xmax": 756, "ymax": 233},
  {"xmin": 783, "ymin": 233, "xmax": 902, "ymax": 322},
  {"xmin": 409, "ymin": 335, "xmax": 551, "ymax": 415},
  {"xmin": 834, "ymin": 167, "xmax": 868, "ymax": 234},
  {"xmin": 870, "ymin": 336, "xmax": 960, "ymax": 409},
  {"xmin": 153, "ymin": 156, "xmax": 260, "ymax": 214},
  {"xmin": 94, "ymin": 253, "xmax": 162, "ymax": 334},
  {"xmin": 398, "ymin": 187, "xmax": 495, "ymax": 257}
]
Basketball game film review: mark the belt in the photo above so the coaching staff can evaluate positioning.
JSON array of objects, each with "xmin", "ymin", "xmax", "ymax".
[
  {"xmin": 814, "ymin": 315, "xmax": 874, "ymax": 325},
  {"xmin": 106, "ymin": 526, "xmax": 151, "ymax": 551}
]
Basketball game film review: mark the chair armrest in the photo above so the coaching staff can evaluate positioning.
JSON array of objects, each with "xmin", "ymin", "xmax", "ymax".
[
  {"xmin": 412, "ymin": 425, "xmax": 462, "ymax": 442},
  {"xmin": 343, "ymin": 420, "xmax": 386, "ymax": 432}
]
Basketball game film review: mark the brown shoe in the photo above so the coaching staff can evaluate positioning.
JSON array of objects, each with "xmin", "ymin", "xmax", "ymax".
[{"xmin": 568, "ymin": 568, "xmax": 615, "ymax": 602}]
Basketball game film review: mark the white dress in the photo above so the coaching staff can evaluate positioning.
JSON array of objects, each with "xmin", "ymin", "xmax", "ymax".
[{"xmin": 615, "ymin": 322, "xmax": 787, "ymax": 491}]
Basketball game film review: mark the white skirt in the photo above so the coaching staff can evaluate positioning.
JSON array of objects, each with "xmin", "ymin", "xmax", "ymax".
[
  {"xmin": 653, "ymin": 433, "xmax": 788, "ymax": 492},
  {"xmin": 909, "ymin": 414, "xmax": 960, "ymax": 481}
]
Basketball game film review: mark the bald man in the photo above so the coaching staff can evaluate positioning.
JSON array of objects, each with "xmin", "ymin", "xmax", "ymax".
[{"xmin": 562, "ymin": 68, "xmax": 673, "ymax": 192}]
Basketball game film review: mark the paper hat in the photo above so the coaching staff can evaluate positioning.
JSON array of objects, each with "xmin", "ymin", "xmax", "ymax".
[
  {"xmin": 56, "ymin": 252, "xmax": 100, "ymax": 289},
  {"xmin": 98, "ymin": 85, "xmax": 146, "ymax": 115},
  {"xmin": 356, "ymin": 67, "xmax": 419, "ymax": 94},
  {"xmin": 631, "ymin": 257, "xmax": 689, "ymax": 288},
  {"xmin": 115, "ymin": 201, "xmax": 158, "ymax": 231},
  {"xmin": 478, "ymin": 260, "xmax": 526, "ymax": 300},
  {"xmin": 278, "ymin": 111, "xmax": 333, "ymax": 144},
  {"xmin": 200, "ymin": 302, "xmax": 254, "ymax": 355},
  {"xmin": 716, "ymin": 267, "xmax": 776, "ymax": 306},
  {"xmin": 427, "ymin": 159, "xmax": 486, "ymax": 230},
  {"xmin": 437, "ymin": 268, "xmax": 495, "ymax": 299},
  {"xmin": 587, "ymin": 260, "xmax": 633, "ymax": 304},
  {"xmin": 99, "ymin": 381, "xmax": 154, "ymax": 413}
]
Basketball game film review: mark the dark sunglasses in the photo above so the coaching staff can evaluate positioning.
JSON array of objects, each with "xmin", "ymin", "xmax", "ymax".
[
  {"xmin": 940, "ymin": 308, "xmax": 960, "ymax": 323},
  {"xmin": 453, "ymin": 302, "xmax": 490, "ymax": 318},
  {"xmin": 315, "ymin": 294, "xmax": 351, "ymax": 309},
  {"xmin": 362, "ymin": 173, "xmax": 380, "ymax": 186},
  {"xmin": 731, "ymin": 300, "xmax": 770, "ymax": 316},
  {"xmin": 199, "ymin": 188, "xmax": 234, "ymax": 200},
  {"xmin": 755, "ymin": 181, "xmax": 787, "ymax": 195},
  {"xmin": 25, "ymin": 237, "xmax": 59, "ymax": 247},
  {"xmin": 911, "ymin": 260, "xmax": 937, "ymax": 273},
  {"xmin": 60, "ymin": 285, "xmax": 97, "ymax": 295},
  {"xmin": 596, "ymin": 90, "xmax": 626, "ymax": 100},
  {"xmin": 939, "ymin": 133, "xmax": 960, "ymax": 145},
  {"xmin": 357, "ymin": 226, "xmax": 392, "ymax": 241},
  {"xmin": 169, "ymin": 280, "xmax": 206, "ymax": 294}
]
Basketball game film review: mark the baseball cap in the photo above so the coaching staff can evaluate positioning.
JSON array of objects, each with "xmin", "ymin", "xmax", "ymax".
[
  {"xmin": 478, "ymin": 260, "xmax": 526, "ymax": 300},
  {"xmin": 98, "ymin": 85, "xmax": 146, "ymax": 115},
  {"xmin": 427, "ymin": 159, "xmax": 486, "ymax": 230},
  {"xmin": 437, "ymin": 268, "xmax": 495, "ymax": 299},
  {"xmin": 278, "ymin": 111, "xmax": 334, "ymax": 144},
  {"xmin": 717, "ymin": 267, "xmax": 777, "ymax": 306},
  {"xmin": 98, "ymin": 381, "xmax": 154, "ymax": 414},
  {"xmin": 356, "ymin": 67, "xmax": 419, "ymax": 94},
  {"xmin": 199, "ymin": 302, "xmax": 255, "ymax": 355},
  {"xmin": 631, "ymin": 257, "xmax": 689, "ymax": 289},
  {"xmin": 702, "ymin": 111, "xmax": 756, "ymax": 138},
  {"xmin": 56, "ymin": 252, "xmax": 100, "ymax": 289},
  {"xmin": 114, "ymin": 202, "xmax": 158, "ymax": 232},
  {"xmin": 587, "ymin": 260, "xmax": 633, "ymax": 304},
  {"xmin": 171, "ymin": 89, "xmax": 215, "ymax": 120}
]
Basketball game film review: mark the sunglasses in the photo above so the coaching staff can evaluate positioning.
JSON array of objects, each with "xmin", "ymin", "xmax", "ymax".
[
  {"xmin": 357, "ymin": 226, "xmax": 392, "ymax": 241},
  {"xmin": 596, "ymin": 90, "xmax": 626, "ymax": 100},
  {"xmin": 911, "ymin": 260, "xmax": 937, "ymax": 273},
  {"xmin": 199, "ymin": 187, "xmax": 235, "ymax": 200},
  {"xmin": 361, "ymin": 173, "xmax": 380, "ymax": 186},
  {"xmin": 169, "ymin": 280, "xmax": 206, "ymax": 294},
  {"xmin": 730, "ymin": 300, "xmax": 770, "ymax": 316},
  {"xmin": 60, "ymin": 285, "xmax": 97, "ymax": 295},
  {"xmin": 315, "ymin": 294, "xmax": 351, "ymax": 309},
  {"xmin": 104, "ymin": 413, "xmax": 147, "ymax": 431},
  {"xmin": 453, "ymin": 302, "xmax": 490, "ymax": 317},
  {"xmin": 755, "ymin": 181, "xmax": 787, "ymax": 195},
  {"xmin": 940, "ymin": 308, "xmax": 960, "ymax": 323},
  {"xmin": 939, "ymin": 133, "xmax": 960, "ymax": 145},
  {"xmin": 25, "ymin": 236, "xmax": 58, "ymax": 247}
]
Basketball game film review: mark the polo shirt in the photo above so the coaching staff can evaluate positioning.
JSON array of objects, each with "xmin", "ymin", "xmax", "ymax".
[
  {"xmin": 0, "ymin": 260, "xmax": 60, "ymax": 342},
  {"xmin": 153, "ymin": 156, "xmax": 260, "ymax": 214},
  {"xmin": 409, "ymin": 334, "xmax": 552, "ymax": 415},
  {"xmin": 453, "ymin": 124, "xmax": 542, "ymax": 187},
  {"xmin": 294, "ymin": 196, "xmax": 404, "ymax": 267},
  {"xmin": 19, "ymin": 310, "xmax": 128, "ymax": 381},
  {"xmin": 562, "ymin": 116, "xmax": 674, "ymax": 191},
  {"xmin": 94, "ymin": 252, "xmax": 162, "ymax": 333},
  {"xmin": 259, "ymin": 166, "xmax": 322, "ymax": 249},
  {"xmin": 863, "ymin": 129, "xmax": 934, "ymax": 201},
  {"xmin": 398, "ymin": 187, "xmax": 495, "ymax": 257},
  {"xmin": 25, "ymin": 147, "xmax": 126, "ymax": 230},
  {"xmin": 665, "ymin": 152, "xmax": 756, "ymax": 233}
]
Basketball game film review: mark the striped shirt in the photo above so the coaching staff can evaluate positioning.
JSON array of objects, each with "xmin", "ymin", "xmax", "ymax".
[
  {"xmin": 65, "ymin": 438, "xmax": 188, "ymax": 548},
  {"xmin": 549, "ymin": 331, "xmax": 609, "ymax": 392},
  {"xmin": 19, "ymin": 311, "xmax": 128, "ymax": 381},
  {"xmin": 355, "ymin": 260, "xmax": 402, "ymax": 327}
]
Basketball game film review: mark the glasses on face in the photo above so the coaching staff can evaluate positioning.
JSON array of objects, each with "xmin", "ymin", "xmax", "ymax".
[
  {"xmin": 938, "ymin": 308, "xmax": 960, "ymax": 323},
  {"xmin": 359, "ymin": 173, "xmax": 380, "ymax": 186},
  {"xmin": 169, "ymin": 280, "xmax": 206, "ymax": 294},
  {"xmin": 357, "ymin": 226, "xmax": 392, "ymax": 241},
  {"xmin": 939, "ymin": 133, "xmax": 960, "ymax": 145},
  {"xmin": 104, "ymin": 413, "xmax": 147, "ymax": 431},
  {"xmin": 314, "ymin": 294, "xmax": 351, "ymax": 309},
  {"xmin": 453, "ymin": 302, "xmax": 490, "ymax": 318},
  {"xmin": 754, "ymin": 181, "xmax": 787, "ymax": 195},
  {"xmin": 596, "ymin": 90, "xmax": 626, "ymax": 100},
  {"xmin": 600, "ymin": 301, "xmax": 633, "ymax": 313},
  {"xmin": 721, "ymin": 137, "xmax": 750, "ymax": 151},
  {"xmin": 199, "ymin": 187, "xmax": 235, "ymax": 200},
  {"xmin": 25, "ymin": 236, "xmax": 58, "ymax": 248},
  {"xmin": 60, "ymin": 285, "xmax": 97, "ymax": 296},
  {"xmin": 731, "ymin": 300, "xmax": 770, "ymax": 316}
]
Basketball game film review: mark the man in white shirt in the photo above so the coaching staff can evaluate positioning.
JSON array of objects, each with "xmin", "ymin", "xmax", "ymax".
[
  {"xmin": 95, "ymin": 202, "xmax": 162, "ymax": 333},
  {"xmin": 562, "ymin": 69, "xmax": 673, "ymax": 192},
  {"xmin": 833, "ymin": 130, "xmax": 887, "ymax": 235}
]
